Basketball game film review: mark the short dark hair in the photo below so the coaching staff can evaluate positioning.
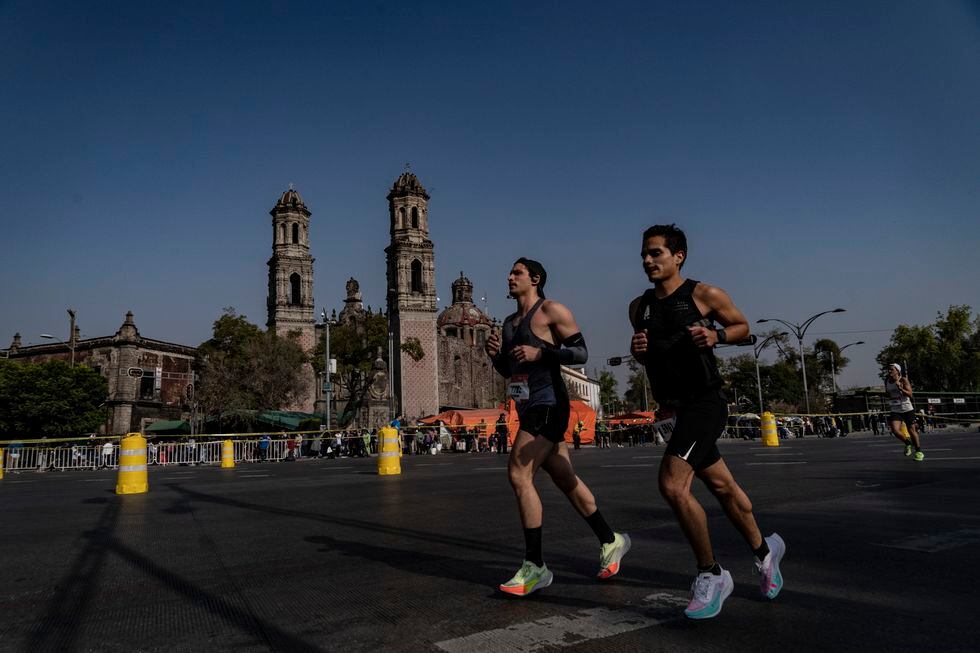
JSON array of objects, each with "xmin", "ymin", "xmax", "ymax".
[
  {"xmin": 642, "ymin": 223, "xmax": 688, "ymax": 269},
  {"xmin": 514, "ymin": 257, "xmax": 547, "ymax": 297}
]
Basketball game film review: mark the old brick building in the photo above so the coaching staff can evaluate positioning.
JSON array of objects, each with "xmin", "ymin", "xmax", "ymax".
[
  {"xmin": 437, "ymin": 272, "xmax": 504, "ymax": 409},
  {"xmin": 385, "ymin": 172, "xmax": 441, "ymax": 420},
  {"xmin": 4, "ymin": 312, "xmax": 196, "ymax": 434}
]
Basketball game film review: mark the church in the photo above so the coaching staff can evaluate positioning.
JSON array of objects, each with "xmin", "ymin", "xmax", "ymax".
[{"xmin": 265, "ymin": 171, "xmax": 504, "ymax": 426}]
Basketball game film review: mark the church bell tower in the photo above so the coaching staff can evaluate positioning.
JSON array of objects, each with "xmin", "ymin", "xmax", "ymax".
[
  {"xmin": 385, "ymin": 171, "xmax": 439, "ymax": 419},
  {"xmin": 267, "ymin": 188, "xmax": 317, "ymax": 409}
]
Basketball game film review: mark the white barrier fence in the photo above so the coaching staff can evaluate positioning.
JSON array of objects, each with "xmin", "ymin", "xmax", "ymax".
[{"xmin": 0, "ymin": 438, "xmax": 329, "ymax": 473}]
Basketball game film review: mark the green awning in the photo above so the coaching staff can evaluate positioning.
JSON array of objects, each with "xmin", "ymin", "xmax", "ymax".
[{"xmin": 145, "ymin": 419, "xmax": 192, "ymax": 434}]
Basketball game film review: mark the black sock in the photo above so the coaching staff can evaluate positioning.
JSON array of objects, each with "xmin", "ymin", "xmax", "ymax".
[
  {"xmin": 584, "ymin": 509, "xmax": 615, "ymax": 545},
  {"xmin": 524, "ymin": 527, "xmax": 543, "ymax": 567},
  {"xmin": 698, "ymin": 561, "xmax": 722, "ymax": 576},
  {"xmin": 754, "ymin": 539, "xmax": 770, "ymax": 561}
]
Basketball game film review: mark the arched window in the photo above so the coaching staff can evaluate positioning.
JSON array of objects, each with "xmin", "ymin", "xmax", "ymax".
[
  {"xmin": 290, "ymin": 273, "xmax": 301, "ymax": 305},
  {"xmin": 292, "ymin": 223, "xmax": 299, "ymax": 244},
  {"xmin": 280, "ymin": 223, "xmax": 286, "ymax": 243},
  {"xmin": 411, "ymin": 206, "xmax": 419, "ymax": 229},
  {"xmin": 398, "ymin": 207, "xmax": 406, "ymax": 229},
  {"xmin": 411, "ymin": 259, "xmax": 423, "ymax": 293}
]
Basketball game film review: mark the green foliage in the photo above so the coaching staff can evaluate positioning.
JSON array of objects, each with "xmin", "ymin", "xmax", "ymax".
[
  {"xmin": 598, "ymin": 370, "xmax": 619, "ymax": 411},
  {"xmin": 622, "ymin": 359, "xmax": 652, "ymax": 411},
  {"xmin": 0, "ymin": 359, "xmax": 107, "ymax": 437},
  {"xmin": 876, "ymin": 305, "xmax": 980, "ymax": 391},
  {"xmin": 400, "ymin": 337, "xmax": 425, "ymax": 362},
  {"xmin": 196, "ymin": 308, "xmax": 311, "ymax": 414},
  {"xmin": 312, "ymin": 312, "xmax": 390, "ymax": 427}
]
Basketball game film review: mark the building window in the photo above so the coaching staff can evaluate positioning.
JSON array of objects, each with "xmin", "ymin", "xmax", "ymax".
[
  {"xmin": 139, "ymin": 369, "xmax": 156, "ymax": 400},
  {"xmin": 290, "ymin": 273, "xmax": 302, "ymax": 305},
  {"xmin": 476, "ymin": 330, "xmax": 486, "ymax": 347},
  {"xmin": 292, "ymin": 223, "xmax": 299, "ymax": 244},
  {"xmin": 411, "ymin": 206, "xmax": 419, "ymax": 228},
  {"xmin": 399, "ymin": 207, "xmax": 406, "ymax": 229},
  {"xmin": 445, "ymin": 327, "xmax": 457, "ymax": 338},
  {"xmin": 280, "ymin": 223, "xmax": 286, "ymax": 243},
  {"xmin": 411, "ymin": 259, "xmax": 423, "ymax": 293}
]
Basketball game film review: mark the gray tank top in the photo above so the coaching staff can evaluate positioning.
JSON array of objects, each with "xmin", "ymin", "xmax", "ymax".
[
  {"xmin": 885, "ymin": 379, "xmax": 913, "ymax": 413},
  {"xmin": 501, "ymin": 299, "xmax": 566, "ymax": 414}
]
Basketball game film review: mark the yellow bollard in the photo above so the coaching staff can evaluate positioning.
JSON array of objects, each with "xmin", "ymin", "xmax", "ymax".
[
  {"xmin": 0, "ymin": 448, "xmax": 4, "ymax": 480},
  {"xmin": 761, "ymin": 412, "xmax": 780, "ymax": 447},
  {"xmin": 115, "ymin": 433, "xmax": 148, "ymax": 495},
  {"xmin": 376, "ymin": 426, "xmax": 402, "ymax": 476},
  {"xmin": 221, "ymin": 439, "xmax": 235, "ymax": 468}
]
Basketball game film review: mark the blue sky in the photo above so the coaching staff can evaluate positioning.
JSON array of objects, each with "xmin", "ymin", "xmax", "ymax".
[{"xmin": 2, "ymin": 1, "xmax": 978, "ymax": 392}]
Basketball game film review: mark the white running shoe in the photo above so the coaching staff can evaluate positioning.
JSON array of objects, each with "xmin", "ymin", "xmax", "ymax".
[
  {"xmin": 754, "ymin": 533, "xmax": 786, "ymax": 599},
  {"xmin": 684, "ymin": 567, "xmax": 734, "ymax": 619}
]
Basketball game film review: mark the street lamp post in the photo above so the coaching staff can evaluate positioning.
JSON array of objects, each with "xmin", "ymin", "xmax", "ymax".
[
  {"xmin": 828, "ymin": 340, "xmax": 864, "ymax": 396},
  {"xmin": 39, "ymin": 333, "xmax": 75, "ymax": 368},
  {"xmin": 320, "ymin": 309, "xmax": 336, "ymax": 431},
  {"xmin": 757, "ymin": 308, "xmax": 845, "ymax": 414},
  {"xmin": 753, "ymin": 332, "xmax": 790, "ymax": 413}
]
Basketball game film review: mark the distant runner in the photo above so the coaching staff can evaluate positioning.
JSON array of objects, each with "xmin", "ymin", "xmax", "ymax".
[
  {"xmin": 885, "ymin": 364, "xmax": 924, "ymax": 461},
  {"xmin": 629, "ymin": 224, "xmax": 785, "ymax": 619},
  {"xmin": 486, "ymin": 257, "xmax": 630, "ymax": 596}
]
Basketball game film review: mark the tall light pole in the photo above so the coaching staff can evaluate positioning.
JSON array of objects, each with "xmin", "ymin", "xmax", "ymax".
[
  {"xmin": 320, "ymin": 309, "xmax": 336, "ymax": 431},
  {"xmin": 39, "ymin": 332, "xmax": 75, "ymax": 368},
  {"xmin": 828, "ymin": 340, "xmax": 864, "ymax": 396},
  {"xmin": 757, "ymin": 308, "xmax": 845, "ymax": 414},
  {"xmin": 753, "ymin": 332, "xmax": 789, "ymax": 413}
]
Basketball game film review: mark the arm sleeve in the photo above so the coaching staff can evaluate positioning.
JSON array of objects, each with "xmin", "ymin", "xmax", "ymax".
[
  {"xmin": 490, "ymin": 353, "xmax": 511, "ymax": 378},
  {"xmin": 542, "ymin": 332, "xmax": 588, "ymax": 366}
]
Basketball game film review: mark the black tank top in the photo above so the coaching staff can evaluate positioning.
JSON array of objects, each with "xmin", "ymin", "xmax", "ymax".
[
  {"xmin": 633, "ymin": 279, "xmax": 723, "ymax": 403},
  {"xmin": 501, "ymin": 298, "xmax": 567, "ymax": 414}
]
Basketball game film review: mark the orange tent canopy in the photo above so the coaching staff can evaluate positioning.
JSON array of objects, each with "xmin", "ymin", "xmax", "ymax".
[
  {"xmin": 420, "ymin": 400, "xmax": 597, "ymax": 445},
  {"xmin": 605, "ymin": 410, "xmax": 657, "ymax": 427}
]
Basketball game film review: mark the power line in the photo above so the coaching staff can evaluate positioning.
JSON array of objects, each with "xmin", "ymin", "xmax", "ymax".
[{"xmin": 811, "ymin": 329, "xmax": 893, "ymax": 335}]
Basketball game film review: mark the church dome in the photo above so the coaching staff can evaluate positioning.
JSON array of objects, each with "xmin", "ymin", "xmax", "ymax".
[
  {"xmin": 272, "ymin": 188, "xmax": 310, "ymax": 215},
  {"xmin": 388, "ymin": 172, "xmax": 430, "ymax": 199},
  {"xmin": 438, "ymin": 302, "xmax": 493, "ymax": 329}
]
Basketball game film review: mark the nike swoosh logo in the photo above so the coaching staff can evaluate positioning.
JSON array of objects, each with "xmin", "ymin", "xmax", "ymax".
[{"xmin": 680, "ymin": 441, "xmax": 697, "ymax": 460}]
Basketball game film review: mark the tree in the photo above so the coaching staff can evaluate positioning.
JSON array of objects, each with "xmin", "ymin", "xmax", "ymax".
[
  {"xmin": 876, "ymin": 305, "xmax": 980, "ymax": 391},
  {"xmin": 0, "ymin": 359, "xmax": 107, "ymax": 437},
  {"xmin": 597, "ymin": 370, "xmax": 619, "ymax": 413},
  {"xmin": 622, "ymin": 359, "xmax": 652, "ymax": 411},
  {"xmin": 196, "ymin": 308, "xmax": 311, "ymax": 415},
  {"xmin": 311, "ymin": 311, "xmax": 389, "ymax": 426}
]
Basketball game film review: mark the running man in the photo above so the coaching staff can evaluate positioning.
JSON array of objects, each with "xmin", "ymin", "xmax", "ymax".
[
  {"xmin": 486, "ymin": 257, "xmax": 630, "ymax": 596},
  {"xmin": 885, "ymin": 363, "xmax": 924, "ymax": 461},
  {"xmin": 629, "ymin": 224, "xmax": 785, "ymax": 619}
]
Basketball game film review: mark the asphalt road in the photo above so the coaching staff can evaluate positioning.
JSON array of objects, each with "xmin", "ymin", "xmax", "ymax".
[{"xmin": 2, "ymin": 428, "xmax": 978, "ymax": 653}]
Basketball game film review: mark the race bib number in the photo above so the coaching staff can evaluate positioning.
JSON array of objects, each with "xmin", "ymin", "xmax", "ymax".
[{"xmin": 508, "ymin": 374, "xmax": 530, "ymax": 401}]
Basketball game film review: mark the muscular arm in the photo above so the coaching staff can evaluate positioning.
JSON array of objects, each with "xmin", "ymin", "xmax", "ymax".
[
  {"xmin": 899, "ymin": 378, "xmax": 914, "ymax": 398},
  {"xmin": 628, "ymin": 296, "xmax": 647, "ymax": 363},
  {"xmin": 541, "ymin": 300, "xmax": 588, "ymax": 364},
  {"xmin": 692, "ymin": 284, "xmax": 750, "ymax": 346}
]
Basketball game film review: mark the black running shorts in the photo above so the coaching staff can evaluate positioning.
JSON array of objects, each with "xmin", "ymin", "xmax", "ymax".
[
  {"xmin": 889, "ymin": 410, "xmax": 916, "ymax": 429},
  {"xmin": 665, "ymin": 389, "xmax": 728, "ymax": 471},
  {"xmin": 518, "ymin": 403, "xmax": 570, "ymax": 444}
]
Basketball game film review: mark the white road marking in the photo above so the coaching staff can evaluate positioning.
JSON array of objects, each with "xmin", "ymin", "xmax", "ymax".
[
  {"xmin": 434, "ymin": 592, "xmax": 688, "ymax": 653},
  {"xmin": 917, "ymin": 456, "xmax": 980, "ymax": 461},
  {"xmin": 80, "ymin": 479, "xmax": 109, "ymax": 482},
  {"xmin": 745, "ymin": 461, "xmax": 808, "ymax": 466},
  {"xmin": 475, "ymin": 467, "xmax": 508, "ymax": 471},
  {"xmin": 631, "ymin": 455, "xmax": 658, "ymax": 459},
  {"xmin": 753, "ymin": 453, "xmax": 803, "ymax": 456},
  {"xmin": 873, "ymin": 528, "xmax": 980, "ymax": 553},
  {"xmin": 9, "ymin": 480, "xmax": 35, "ymax": 484},
  {"xmin": 601, "ymin": 464, "xmax": 655, "ymax": 468},
  {"xmin": 415, "ymin": 463, "xmax": 454, "ymax": 467},
  {"xmin": 855, "ymin": 481, "xmax": 881, "ymax": 488}
]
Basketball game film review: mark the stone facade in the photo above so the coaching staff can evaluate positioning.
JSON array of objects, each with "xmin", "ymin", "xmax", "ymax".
[
  {"xmin": 385, "ymin": 172, "xmax": 440, "ymax": 420},
  {"xmin": 267, "ymin": 188, "xmax": 317, "ymax": 410},
  {"xmin": 4, "ymin": 312, "xmax": 197, "ymax": 434},
  {"xmin": 437, "ymin": 273, "xmax": 504, "ymax": 409}
]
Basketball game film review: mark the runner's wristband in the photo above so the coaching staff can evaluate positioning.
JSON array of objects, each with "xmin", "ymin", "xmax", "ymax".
[{"xmin": 715, "ymin": 328, "xmax": 727, "ymax": 345}]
